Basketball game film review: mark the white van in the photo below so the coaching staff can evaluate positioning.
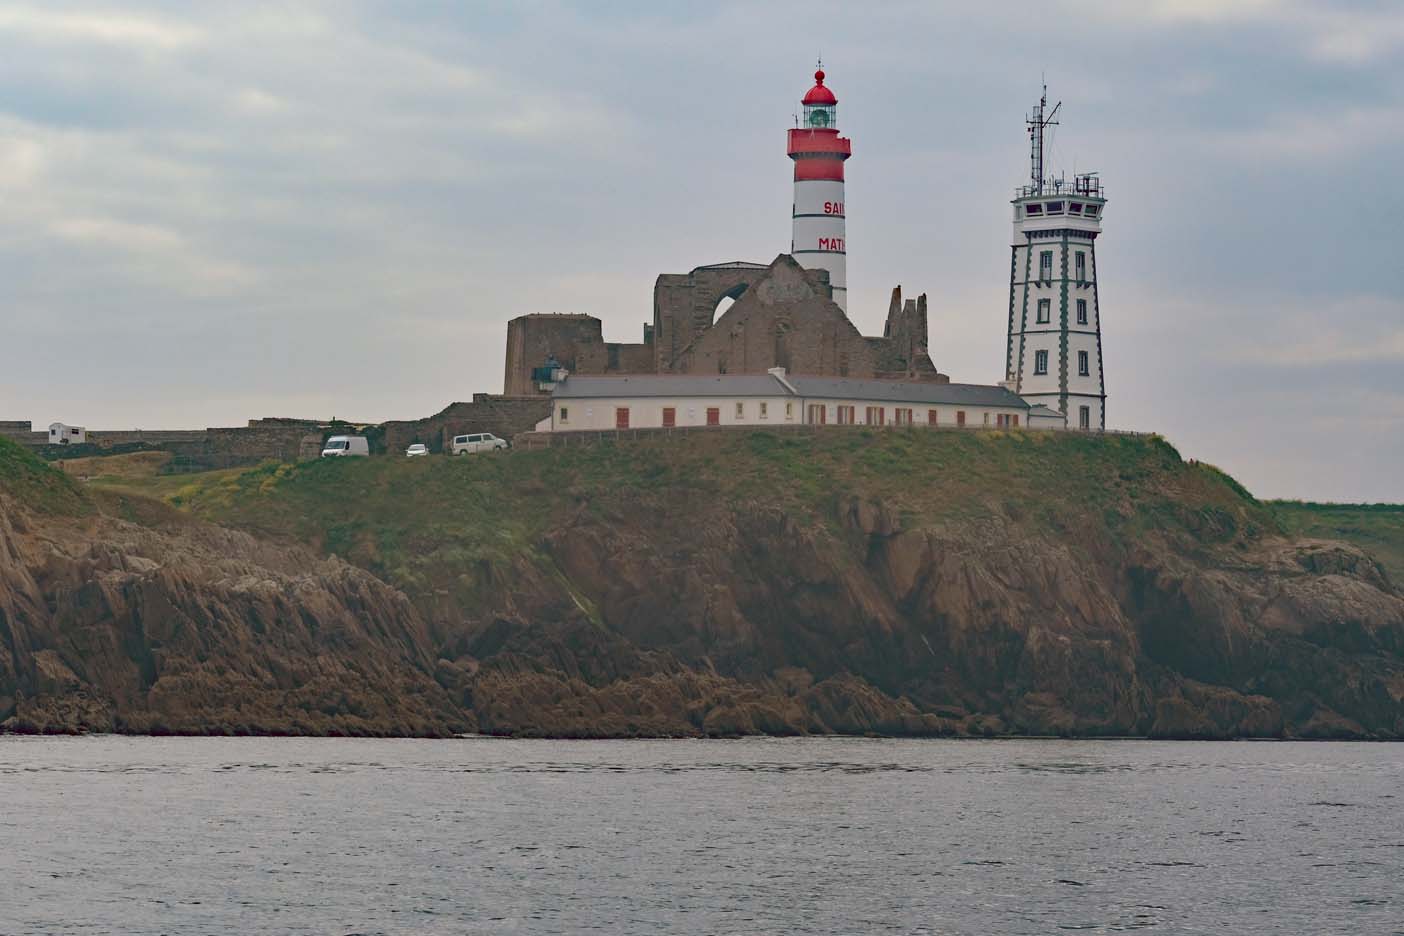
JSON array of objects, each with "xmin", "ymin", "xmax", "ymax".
[
  {"xmin": 450, "ymin": 432, "xmax": 508, "ymax": 456},
  {"xmin": 321, "ymin": 435, "xmax": 369, "ymax": 458}
]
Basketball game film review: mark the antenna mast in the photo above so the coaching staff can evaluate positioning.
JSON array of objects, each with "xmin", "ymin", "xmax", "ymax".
[{"xmin": 1026, "ymin": 82, "xmax": 1061, "ymax": 194}]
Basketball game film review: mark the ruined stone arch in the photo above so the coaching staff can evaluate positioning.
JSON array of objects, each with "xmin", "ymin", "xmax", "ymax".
[{"xmin": 711, "ymin": 282, "xmax": 749, "ymax": 325}]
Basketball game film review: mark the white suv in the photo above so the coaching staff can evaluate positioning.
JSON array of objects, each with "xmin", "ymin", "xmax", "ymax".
[{"xmin": 450, "ymin": 432, "xmax": 509, "ymax": 455}]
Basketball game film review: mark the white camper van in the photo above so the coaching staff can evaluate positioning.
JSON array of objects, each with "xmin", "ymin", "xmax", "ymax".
[
  {"xmin": 450, "ymin": 433, "xmax": 509, "ymax": 455},
  {"xmin": 321, "ymin": 435, "xmax": 369, "ymax": 458},
  {"xmin": 48, "ymin": 423, "xmax": 86, "ymax": 445}
]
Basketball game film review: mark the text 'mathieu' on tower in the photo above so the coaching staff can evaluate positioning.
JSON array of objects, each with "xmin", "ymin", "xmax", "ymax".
[
  {"xmin": 788, "ymin": 66, "xmax": 852, "ymax": 312},
  {"xmin": 1005, "ymin": 85, "xmax": 1108, "ymax": 430}
]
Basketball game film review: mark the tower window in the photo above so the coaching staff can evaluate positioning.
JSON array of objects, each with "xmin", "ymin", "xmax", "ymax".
[
  {"xmin": 1025, "ymin": 203, "xmax": 1042, "ymax": 215},
  {"xmin": 1037, "ymin": 299, "xmax": 1050, "ymax": 324},
  {"xmin": 1075, "ymin": 252, "xmax": 1086, "ymax": 281},
  {"xmin": 1068, "ymin": 203, "xmax": 1083, "ymax": 214},
  {"xmin": 1079, "ymin": 406, "xmax": 1091, "ymax": 430},
  {"xmin": 1034, "ymin": 350, "xmax": 1049, "ymax": 375},
  {"xmin": 1078, "ymin": 350, "xmax": 1090, "ymax": 376},
  {"xmin": 1077, "ymin": 299, "xmax": 1088, "ymax": 325},
  {"xmin": 1045, "ymin": 201, "xmax": 1063, "ymax": 214},
  {"xmin": 1039, "ymin": 251, "xmax": 1053, "ymax": 280},
  {"xmin": 1084, "ymin": 205, "xmax": 1099, "ymax": 217}
]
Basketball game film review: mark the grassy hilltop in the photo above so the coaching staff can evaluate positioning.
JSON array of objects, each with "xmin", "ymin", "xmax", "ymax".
[{"xmin": 131, "ymin": 429, "xmax": 1276, "ymax": 604}]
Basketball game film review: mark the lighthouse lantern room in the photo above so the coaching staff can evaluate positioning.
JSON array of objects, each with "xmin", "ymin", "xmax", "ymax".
[{"xmin": 788, "ymin": 66, "xmax": 851, "ymax": 311}]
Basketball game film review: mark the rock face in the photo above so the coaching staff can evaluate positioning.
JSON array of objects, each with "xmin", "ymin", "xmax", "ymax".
[
  {"xmin": 3, "ymin": 433, "xmax": 1403, "ymax": 738},
  {"xmin": 439, "ymin": 490, "xmax": 1404, "ymax": 739},
  {"xmin": 0, "ymin": 494, "xmax": 466, "ymax": 736}
]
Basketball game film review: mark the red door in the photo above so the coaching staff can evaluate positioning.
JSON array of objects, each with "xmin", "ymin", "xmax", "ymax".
[
  {"xmin": 615, "ymin": 407, "xmax": 630, "ymax": 429},
  {"xmin": 662, "ymin": 407, "xmax": 676, "ymax": 428},
  {"xmin": 706, "ymin": 407, "xmax": 720, "ymax": 426},
  {"xmin": 956, "ymin": 411, "xmax": 966, "ymax": 428},
  {"xmin": 928, "ymin": 409, "xmax": 938, "ymax": 426}
]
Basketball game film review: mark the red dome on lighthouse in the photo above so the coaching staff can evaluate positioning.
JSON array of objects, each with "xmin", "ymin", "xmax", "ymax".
[{"xmin": 802, "ymin": 69, "xmax": 837, "ymax": 106}]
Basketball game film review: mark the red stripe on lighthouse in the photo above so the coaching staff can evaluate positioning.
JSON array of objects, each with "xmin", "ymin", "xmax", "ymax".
[{"xmin": 793, "ymin": 159, "xmax": 845, "ymax": 182}]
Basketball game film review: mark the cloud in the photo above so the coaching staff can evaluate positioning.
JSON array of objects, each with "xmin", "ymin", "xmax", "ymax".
[
  {"xmin": 1201, "ymin": 105, "xmax": 1404, "ymax": 162},
  {"xmin": 49, "ymin": 215, "xmax": 182, "ymax": 250},
  {"xmin": 1194, "ymin": 295, "xmax": 1404, "ymax": 367},
  {"xmin": 0, "ymin": 5, "xmax": 201, "ymax": 50},
  {"xmin": 231, "ymin": 88, "xmax": 288, "ymax": 116},
  {"xmin": 1301, "ymin": 9, "xmax": 1404, "ymax": 66}
]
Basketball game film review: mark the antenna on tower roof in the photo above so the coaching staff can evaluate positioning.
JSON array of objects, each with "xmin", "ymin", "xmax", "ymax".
[{"xmin": 1026, "ymin": 81, "xmax": 1061, "ymax": 195}]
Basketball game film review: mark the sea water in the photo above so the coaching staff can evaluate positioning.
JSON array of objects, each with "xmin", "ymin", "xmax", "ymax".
[{"xmin": 1, "ymin": 736, "xmax": 1399, "ymax": 934}]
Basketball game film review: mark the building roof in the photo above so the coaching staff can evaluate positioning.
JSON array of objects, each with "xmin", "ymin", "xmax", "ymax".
[
  {"xmin": 553, "ymin": 372, "xmax": 1030, "ymax": 409},
  {"xmin": 785, "ymin": 377, "xmax": 1030, "ymax": 409},
  {"xmin": 1028, "ymin": 404, "xmax": 1063, "ymax": 417},
  {"xmin": 553, "ymin": 374, "xmax": 788, "ymax": 399},
  {"xmin": 692, "ymin": 260, "xmax": 769, "ymax": 272}
]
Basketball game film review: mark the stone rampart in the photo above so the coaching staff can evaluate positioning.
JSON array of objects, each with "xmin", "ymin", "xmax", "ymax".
[{"xmin": 207, "ymin": 426, "xmax": 323, "ymax": 461}]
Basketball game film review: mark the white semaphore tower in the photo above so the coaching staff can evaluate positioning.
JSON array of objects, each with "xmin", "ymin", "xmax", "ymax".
[
  {"xmin": 788, "ymin": 65, "xmax": 851, "ymax": 311},
  {"xmin": 1005, "ymin": 86, "xmax": 1108, "ymax": 430}
]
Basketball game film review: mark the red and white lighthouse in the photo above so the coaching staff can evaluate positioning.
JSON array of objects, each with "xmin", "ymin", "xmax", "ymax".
[{"xmin": 788, "ymin": 67, "xmax": 852, "ymax": 311}]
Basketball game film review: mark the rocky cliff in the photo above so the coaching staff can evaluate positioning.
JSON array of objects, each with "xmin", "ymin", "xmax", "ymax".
[{"xmin": 3, "ymin": 431, "xmax": 1402, "ymax": 738}]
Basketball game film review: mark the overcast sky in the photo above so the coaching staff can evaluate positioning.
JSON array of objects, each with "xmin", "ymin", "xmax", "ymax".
[{"xmin": 2, "ymin": 1, "xmax": 1401, "ymax": 501}]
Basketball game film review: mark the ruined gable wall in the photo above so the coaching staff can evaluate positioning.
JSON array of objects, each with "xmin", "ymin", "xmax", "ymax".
[
  {"xmin": 652, "ymin": 266, "xmax": 779, "ymax": 371},
  {"xmin": 875, "ymin": 288, "xmax": 946, "ymax": 382},
  {"xmin": 675, "ymin": 258, "xmax": 889, "ymax": 378}
]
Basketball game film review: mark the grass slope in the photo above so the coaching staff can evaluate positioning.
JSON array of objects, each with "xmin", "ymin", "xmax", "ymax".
[
  {"xmin": 1271, "ymin": 501, "xmax": 1404, "ymax": 585},
  {"xmin": 0, "ymin": 436, "xmax": 88, "ymax": 515},
  {"xmin": 130, "ymin": 430, "xmax": 1277, "ymax": 604}
]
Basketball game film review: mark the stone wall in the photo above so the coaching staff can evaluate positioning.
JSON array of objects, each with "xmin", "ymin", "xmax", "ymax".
[
  {"xmin": 89, "ymin": 430, "xmax": 208, "ymax": 447},
  {"xmin": 206, "ymin": 426, "xmax": 322, "ymax": 461},
  {"xmin": 672, "ymin": 256, "xmax": 946, "ymax": 382},
  {"xmin": 382, "ymin": 395, "xmax": 551, "ymax": 453},
  {"xmin": 503, "ymin": 315, "xmax": 655, "ymax": 396}
]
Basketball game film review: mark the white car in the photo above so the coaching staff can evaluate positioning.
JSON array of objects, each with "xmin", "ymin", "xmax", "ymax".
[
  {"xmin": 450, "ymin": 432, "xmax": 509, "ymax": 455},
  {"xmin": 405, "ymin": 443, "xmax": 429, "ymax": 458},
  {"xmin": 321, "ymin": 435, "xmax": 369, "ymax": 458}
]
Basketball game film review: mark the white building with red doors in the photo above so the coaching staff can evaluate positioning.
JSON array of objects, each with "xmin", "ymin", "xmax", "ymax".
[{"xmin": 536, "ymin": 369, "xmax": 1031, "ymax": 433}]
